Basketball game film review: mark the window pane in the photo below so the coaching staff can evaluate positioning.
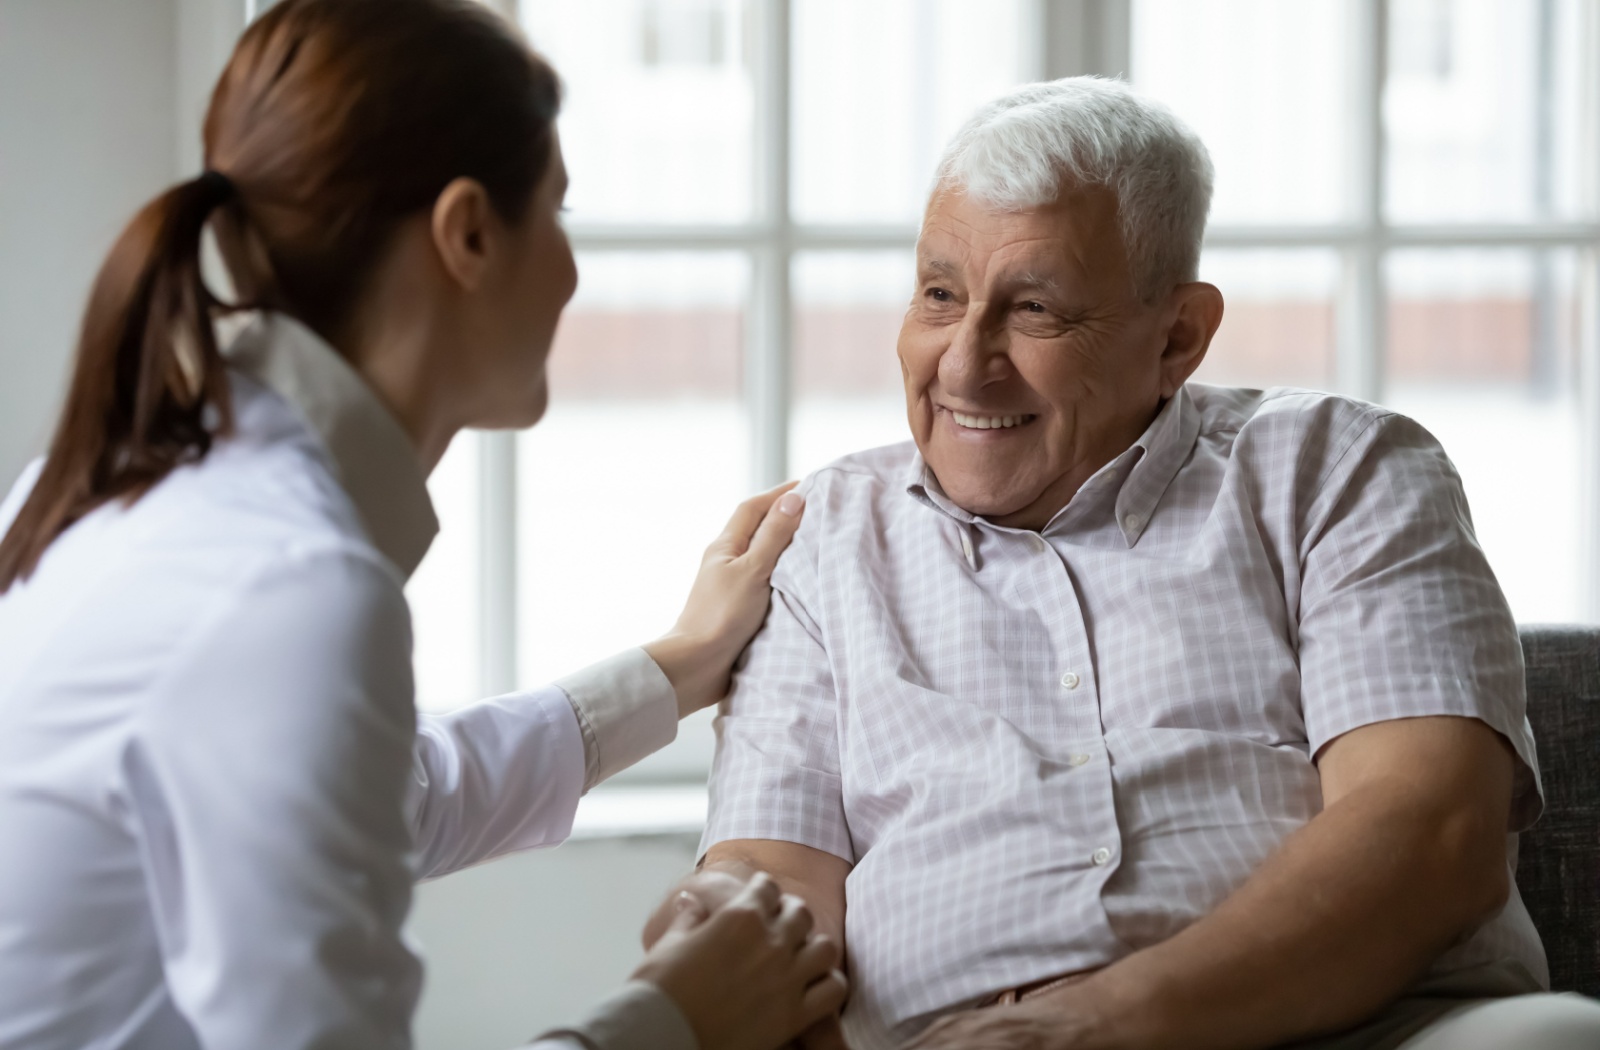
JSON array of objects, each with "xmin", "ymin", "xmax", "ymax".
[
  {"xmin": 1385, "ymin": 0, "xmax": 1595, "ymax": 222},
  {"xmin": 1132, "ymin": 0, "xmax": 1355, "ymax": 224},
  {"xmin": 1192, "ymin": 250, "xmax": 1338, "ymax": 388},
  {"xmin": 792, "ymin": 0, "xmax": 1034, "ymax": 224},
  {"xmin": 408, "ymin": 433, "xmax": 481, "ymax": 712},
  {"xmin": 791, "ymin": 251, "xmax": 914, "ymax": 476},
  {"xmin": 518, "ymin": 252, "xmax": 749, "ymax": 780},
  {"xmin": 1383, "ymin": 249, "xmax": 1582, "ymax": 622},
  {"xmin": 520, "ymin": 0, "xmax": 753, "ymax": 223}
]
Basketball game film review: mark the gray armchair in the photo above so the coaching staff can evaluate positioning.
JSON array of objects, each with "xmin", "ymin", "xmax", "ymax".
[{"xmin": 1516, "ymin": 626, "xmax": 1600, "ymax": 996}]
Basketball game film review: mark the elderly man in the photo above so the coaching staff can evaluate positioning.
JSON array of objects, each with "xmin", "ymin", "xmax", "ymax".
[{"xmin": 645, "ymin": 78, "xmax": 1600, "ymax": 1049}]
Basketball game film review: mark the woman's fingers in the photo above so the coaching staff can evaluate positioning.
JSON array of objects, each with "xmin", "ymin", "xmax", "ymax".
[
  {"xmin": 742, "ymin": 486, "xmax": 806, "ymax": 569},
  {"xmin": 795, "ymin": 935, "xmax": 840, "ymax": 981},
  {"xmin": 646, "ymin": 480, "xmax": 807, "ymax": 716},
  {"xmin": 716, "ymin": 481, "xmax": 799, "ymax": 555},
  {"xmin": 631, "ymin": 873, "xmax": 850, "ymax": 1050},
  {"xmin": 775, "ymin": 894, "xmax": 815, "ymax": 949},
  {"xmin": 729, "ymin": 870, "xmax": 783, "ymax": 919},
  {"xmin": 800, "ymin": 969, "xmax": 850, "ymax": 1027},
  {"xmin": 667, "ymin": 891, "xmax": 711, "ymax": 934}
]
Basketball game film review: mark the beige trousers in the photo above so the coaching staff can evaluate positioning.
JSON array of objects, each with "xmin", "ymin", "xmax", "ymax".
[
  {"xmin": 1285, "ymin": 966, "xmax": 1600, "ymax": 1050},
  {"xmin": 1297, "ymin": 993, "xmax": 1600, "ymax": 1049}
]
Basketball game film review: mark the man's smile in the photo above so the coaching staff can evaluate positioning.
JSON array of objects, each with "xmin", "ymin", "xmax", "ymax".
[{"xmin": 939, "ymin": 405, "xmax": 1041, "ymax": 433}]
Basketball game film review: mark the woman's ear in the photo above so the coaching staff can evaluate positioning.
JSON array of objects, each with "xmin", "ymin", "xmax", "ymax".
[
  {"xmin": 1159, "ymin": 281, "xmax": 1225, "ymax": 397},
  {"xmin": 430, "ymin": 177, "xmax": 495, "ymax": 292}
]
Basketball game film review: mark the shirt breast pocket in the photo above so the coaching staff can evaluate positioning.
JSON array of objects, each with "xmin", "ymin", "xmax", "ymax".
[{"xmin": 1093, "ymin": 553, "xmax": 1304, "ymax": 745}]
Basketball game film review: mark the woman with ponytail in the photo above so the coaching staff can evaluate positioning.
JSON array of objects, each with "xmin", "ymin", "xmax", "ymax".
[{"xmin": 0, "ymin": 2, "xmax": 844, "ymax": 1049}]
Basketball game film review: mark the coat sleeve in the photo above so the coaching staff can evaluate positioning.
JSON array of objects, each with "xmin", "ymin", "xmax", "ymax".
[{"xmin": 407, "ymin": 647, "xmax": 679, "ymax": 880}]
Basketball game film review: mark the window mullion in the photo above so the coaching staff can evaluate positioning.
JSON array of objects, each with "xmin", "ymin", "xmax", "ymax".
[
  {"xmin": 1039, "ymin": 0, "xmax": 1131, "ymax": 80},
  {"xmin": 1578, "ymin": 0, "xmax": 1600, "ymax": 622},
  {"xmin": 1335, "ymin": 0, "xmax": 1386, "ymax": 404},
  {"xmin": 1578, "ymin": 252, "xmax": 1600, "ymax": 622},
  {"xmin": 747, "ymin": 0, "xmax": 792, "ymax": 488},
  {"xmin": 477, "ymin": 431, "xmax": 519, "ymax": 696}
]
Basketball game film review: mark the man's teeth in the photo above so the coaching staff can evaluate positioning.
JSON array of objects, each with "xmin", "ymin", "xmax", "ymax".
[{"xmin": 952, "ymin": 411, "xmax": 1032, "ymax": 430}]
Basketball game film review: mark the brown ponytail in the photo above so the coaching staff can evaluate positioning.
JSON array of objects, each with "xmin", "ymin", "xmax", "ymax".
[
  {"xmin": 0, "ymin": 0, "xmax": 559, "ymax": 591},
  {"xmin": 0, "ymin": 173, "xmax": 236, "ymax": 589}
]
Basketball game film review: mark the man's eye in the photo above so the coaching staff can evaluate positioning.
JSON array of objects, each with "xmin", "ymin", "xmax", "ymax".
[
  {"xmin": 1020, "ymin": 301, "xmax": 1048, "ymax": 314},
  {"xmin": 926, "ymin": 288, "xmax": 953, "ymax": 302}
]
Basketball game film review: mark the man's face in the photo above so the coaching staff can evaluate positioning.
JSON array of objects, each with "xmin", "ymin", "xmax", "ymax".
[{"xmin": 898, "ymin": 185, "xmax": 1178, "ymax": 530}]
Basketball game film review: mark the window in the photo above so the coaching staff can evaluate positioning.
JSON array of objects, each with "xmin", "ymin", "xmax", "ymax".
[
  {"xmin": 406, "ymin": 1, "xmax": 1600, "ymax": 787},
  {"xmin": 1135, "ymin": 0, "xmax": 1600, "ymax": 629}
]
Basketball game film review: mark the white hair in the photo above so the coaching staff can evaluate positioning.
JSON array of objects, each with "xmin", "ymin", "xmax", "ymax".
[{"xmin": 933, "ymin": 76, "xmax": 1214, "ymax": 300}]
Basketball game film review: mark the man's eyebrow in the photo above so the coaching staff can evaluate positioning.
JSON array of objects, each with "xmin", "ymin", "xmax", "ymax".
[
  {"xmin": 1004, "ymin": 270, "xmax": 1069, "ymax": 299},
  {"xmin": 918, "ymin": 258, "xmax": 960, "ymax": 281}
]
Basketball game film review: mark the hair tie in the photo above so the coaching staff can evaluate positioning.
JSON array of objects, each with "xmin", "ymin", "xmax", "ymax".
[{"xmin": 198, "ymin": 169, "xmax": 235, "ymax": 199}]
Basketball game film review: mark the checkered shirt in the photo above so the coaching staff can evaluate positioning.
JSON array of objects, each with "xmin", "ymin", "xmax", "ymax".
[{"xmin": 700, "ymin": 383, "xmax": 1548, "ymax": 1048}]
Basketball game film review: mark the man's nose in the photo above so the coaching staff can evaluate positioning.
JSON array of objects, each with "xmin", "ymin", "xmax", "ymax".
[{"xmin": 938, "ymin": 309, "xmax": 1006, "ymax": 399}]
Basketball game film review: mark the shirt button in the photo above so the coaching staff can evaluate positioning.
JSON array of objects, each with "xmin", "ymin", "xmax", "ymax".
[
  {"xmin": 1123, "ymin": 513, "xmax": 1143, "ymax": 532},
  {"xmin": 1068, "ymin": 753, "xmax": 1091, "ymax": 766},
  {"xmin": 1030, "ymin": 534, "xmax": 1048, "ymax": 553},
  {"xmin": 1059, "ymin": 671, "xmax": 1080, "ymax": 690},
  {"xmin": 1091, "ymin": 847, "xmax": 1113, "ymax": 866},
  {"xmin": 960, "ymin": 532, "xmax": 974, "ymax": 559}
]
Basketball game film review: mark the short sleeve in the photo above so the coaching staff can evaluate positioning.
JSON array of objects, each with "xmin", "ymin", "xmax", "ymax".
[
  {"xmin": 699, "ymin": 532, "xmax": 853, "ymax": 864},
  {"xmin": 1297, "ymin": 413, "xmax": 1542, "ymax": 829},
  {"xmin": 129, "ymin": 547, "xmax": 422, "ymax": 1048}
]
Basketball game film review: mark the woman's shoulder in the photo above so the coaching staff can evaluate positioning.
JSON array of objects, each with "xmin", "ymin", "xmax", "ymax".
[{"xmin": 0, "ymin": 438, "xmax": 410, "ymax": 730}]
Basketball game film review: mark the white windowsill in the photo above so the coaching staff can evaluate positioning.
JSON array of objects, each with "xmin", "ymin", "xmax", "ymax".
[{"xmin": 570, "ymin": 784, "xmax": 709, "ymax": 840}]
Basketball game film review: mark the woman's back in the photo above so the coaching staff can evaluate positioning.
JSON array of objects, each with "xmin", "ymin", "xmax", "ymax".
[{"xmin": 0, "ymin": 346, "xmax": 424, "ymax": 1049}]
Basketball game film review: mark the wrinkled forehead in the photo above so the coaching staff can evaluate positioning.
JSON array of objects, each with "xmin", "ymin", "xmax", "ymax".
[{"xmin": 916, "ymin": 183, "xmax": 1132, "ymax": 292}]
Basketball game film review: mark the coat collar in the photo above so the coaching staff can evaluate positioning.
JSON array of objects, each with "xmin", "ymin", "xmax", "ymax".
[{"xmin": 225, "ymin": 312, "xmax": 439, "ymax": 579}]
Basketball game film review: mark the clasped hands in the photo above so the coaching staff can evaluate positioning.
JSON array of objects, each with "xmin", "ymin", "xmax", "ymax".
[
  {"xmin": 640, "ymin": 871, "xmax": 1107, "ymax": 1050},
  {"xmin": 632, "ymin": 870, "xmax": 847, "ymax": 1050}
]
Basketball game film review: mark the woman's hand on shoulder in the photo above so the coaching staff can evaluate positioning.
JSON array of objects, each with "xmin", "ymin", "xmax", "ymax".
[{"xmin": 645, "ymin": 482, "xmax": 806, "ymax": 717}]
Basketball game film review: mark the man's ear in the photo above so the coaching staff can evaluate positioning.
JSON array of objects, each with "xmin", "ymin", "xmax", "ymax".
[
  {"xmin": 1158, "ymin": 281, "xmax": 1224, "ymax": 398},
  {"xmin": 430, "ymin": 177, "xmax": 495, "ymax": 292}
]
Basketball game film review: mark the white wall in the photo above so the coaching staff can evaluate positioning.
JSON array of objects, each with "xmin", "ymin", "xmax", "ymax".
[
  {"xmin": 410, "ymin": 836, "xmax": 701, "ymax": 1050},
  {"xmin": 0, "ymin": 0, "xmax": 180, "ymax": 491}
]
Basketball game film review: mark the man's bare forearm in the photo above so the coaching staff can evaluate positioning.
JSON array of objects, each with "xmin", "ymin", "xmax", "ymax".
[
  {"xmin": 704, "ymin": 841, "xmax": 850, "ymax": 947},
  {"xmin": 643, "ymin": 840, "xmax": 850, "ymax": 952}
]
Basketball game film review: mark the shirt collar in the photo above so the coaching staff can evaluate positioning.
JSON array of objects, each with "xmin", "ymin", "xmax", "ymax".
[
  {"xmin": 224, "ymin": 312, "xmax": 439, "ymax": 579},
  {"xmin": 1111, "ymin": 384, "xmax": 1200, "ymax": 543},
  {"xmin": 905, "ymin": 385, "xmax": 1200, "ymax": 547}
]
